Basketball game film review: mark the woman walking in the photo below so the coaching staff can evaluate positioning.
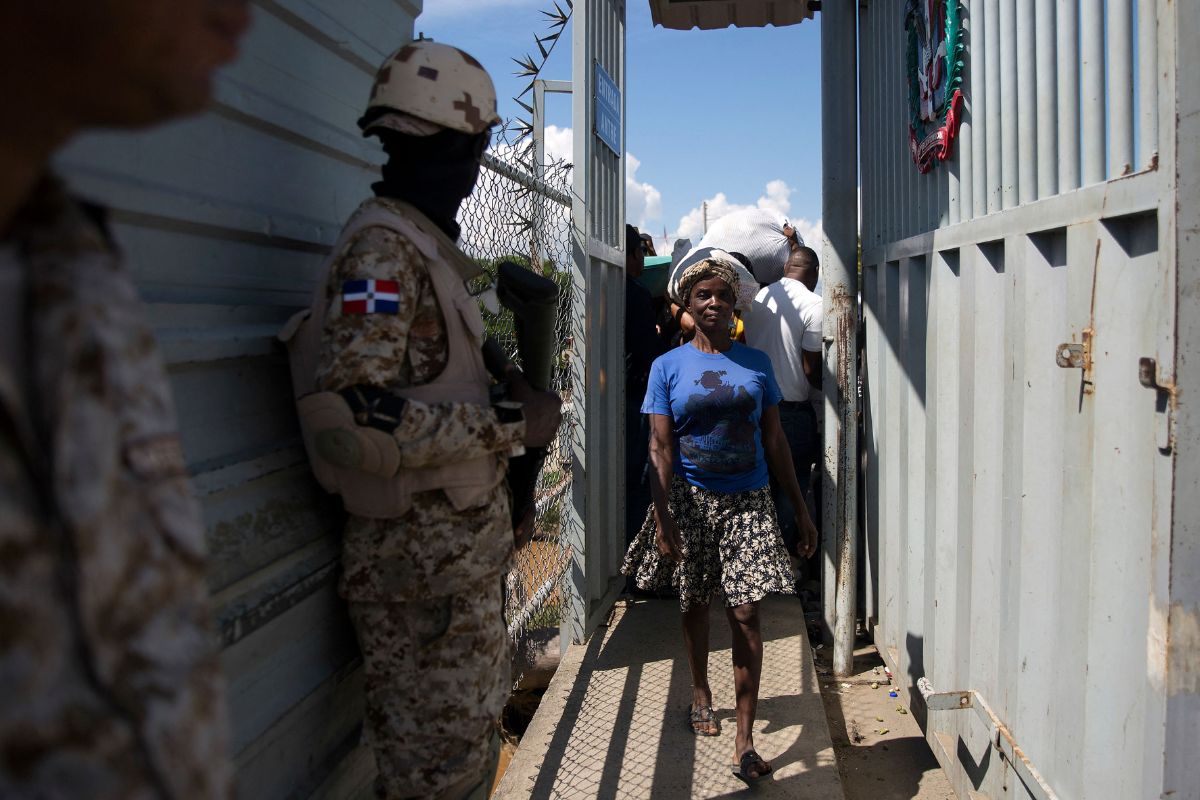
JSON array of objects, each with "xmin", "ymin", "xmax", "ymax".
[{"xmin": 622, "ymin": 255, "xmax": 818, "ymax": 782}]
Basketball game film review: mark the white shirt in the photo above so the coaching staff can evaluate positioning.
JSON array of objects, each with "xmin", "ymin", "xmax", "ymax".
[{"xmin": 743, "ymin": 277, "xmax": 824, "ymax": 402}]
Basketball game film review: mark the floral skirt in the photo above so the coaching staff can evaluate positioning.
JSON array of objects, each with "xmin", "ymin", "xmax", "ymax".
[{"xmin": 621, "ymin": 476, "xmax": 795, "ymax": 611}]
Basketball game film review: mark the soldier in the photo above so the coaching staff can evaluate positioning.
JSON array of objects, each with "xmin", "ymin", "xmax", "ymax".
[
  {"xmin": 0, "ymin": 1, "xmax": 249, "ymax": 797},
  {"xmin": 280, "ymin": 40, "xmax": 563, "ymax": 799}
]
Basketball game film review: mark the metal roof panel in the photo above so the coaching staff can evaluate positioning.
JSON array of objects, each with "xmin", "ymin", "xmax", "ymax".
[{"xmin": 647, "ymin": 0, "xmax": 816, "ymax": 31}]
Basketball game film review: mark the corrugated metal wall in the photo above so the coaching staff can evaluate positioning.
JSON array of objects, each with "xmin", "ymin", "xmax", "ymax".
[
  {"xmin": 55, "ymin": 2, "xmax": 422, "ymax": 796},
  {"xmin": 858, "ymin": 0, "xmax": 1190, "ymax": 797}
]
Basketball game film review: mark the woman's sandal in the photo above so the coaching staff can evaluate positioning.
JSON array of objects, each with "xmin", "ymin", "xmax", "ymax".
[
  {"xmin": 687, "ymin": 703, "xmax": 720, "ymax": 736},
  {"xmin": 732, "ymin": 749, "xmax": 772, "ymax": 782}
]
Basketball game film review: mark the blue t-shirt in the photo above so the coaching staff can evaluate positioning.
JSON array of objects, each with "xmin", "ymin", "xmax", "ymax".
[{"xmin": 642, "ymin": 342, "xmax": 782, "ymax": 493}]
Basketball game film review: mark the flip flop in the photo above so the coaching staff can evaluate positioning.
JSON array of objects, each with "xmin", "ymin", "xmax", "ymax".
[
  {"xmin": 687, "ymin": 703, "xmax": 720, "ymax": 736},
  {"xmin": 732, "ymin": 748, "xmax": 772, "ymax": 782}
]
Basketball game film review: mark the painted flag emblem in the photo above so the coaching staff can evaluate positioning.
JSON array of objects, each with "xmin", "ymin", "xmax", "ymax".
[{"xmin": 342, "ymin": 279, "xmax": 400, "ymax": 314}]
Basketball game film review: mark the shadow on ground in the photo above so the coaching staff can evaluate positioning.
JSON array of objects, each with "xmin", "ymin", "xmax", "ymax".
[
  {"xmin": 814, "ymin": 640, "xmax": 954, "ymax": 800},
  {"xmin": 496, "ymin": 596, "xmax": 843, "ymax": 799}
]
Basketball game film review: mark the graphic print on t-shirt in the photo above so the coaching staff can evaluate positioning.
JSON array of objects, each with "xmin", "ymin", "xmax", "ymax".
[{"xmin": 678, "ymin": 370, "xmax": 757, "ymax": 474}]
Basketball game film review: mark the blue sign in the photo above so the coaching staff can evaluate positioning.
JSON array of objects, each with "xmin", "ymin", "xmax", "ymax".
[{"xmin": 593, "ymin": 61, "xmax": 621, "ymax": 156}]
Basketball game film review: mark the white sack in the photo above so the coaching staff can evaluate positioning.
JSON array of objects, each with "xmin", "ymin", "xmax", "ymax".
[{"xmin": 697, "ymin": 208, "xmax": 800, "ymax": 286}]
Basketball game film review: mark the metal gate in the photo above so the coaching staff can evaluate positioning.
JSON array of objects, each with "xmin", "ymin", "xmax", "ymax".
[
  {"xmin": 563, "ymin": 0, "xmax": 628, "ymax": 644},
  {"xmin": 857, "ymin": 0, "xmax": 1194, "ymax": 797}
]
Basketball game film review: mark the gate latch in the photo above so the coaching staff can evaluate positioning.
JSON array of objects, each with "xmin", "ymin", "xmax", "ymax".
[
  {"xmin": 1055, "ymin": 342, "xmax": 1087, "ymax": 369},
  {"xmin": 1139, "ymin": 357, "xmax": 1171, "ymax": 391}
]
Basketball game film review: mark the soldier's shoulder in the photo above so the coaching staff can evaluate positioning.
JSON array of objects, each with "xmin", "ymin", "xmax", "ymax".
[
  {"xmin": 328, "ymin": 224, "xmax": 429, "ymax": 291},
  {"xmin": 345, "ymin": 223, "xmax": 424, "ymax": 262},
  {"xmin": 335, "ymin": 206, "xmax": 426, "ymax": 270},
  {"xmin": 12, "ymin": 178, "xmax": 116, "ymax": 256}
]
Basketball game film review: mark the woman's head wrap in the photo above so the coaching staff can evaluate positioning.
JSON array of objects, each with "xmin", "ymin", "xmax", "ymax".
[
  {"xmin": 669, "ymin": 247, "xmax": 757, "ymax": 309},
  {"xmin": 677, "ymin": 257, "xmax": 741, "ymax": 308}
]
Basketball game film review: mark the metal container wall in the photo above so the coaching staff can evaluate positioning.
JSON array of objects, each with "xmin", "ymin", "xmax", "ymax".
[
  {"xmin": 55, "ymin": 2, "xmax": 420, "ymax": 796},
  {"xmin": 857, "ymin": 0, "xmax": 1194, "ymax": 797}
]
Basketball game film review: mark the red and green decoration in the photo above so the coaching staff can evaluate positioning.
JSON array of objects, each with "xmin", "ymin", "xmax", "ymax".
[{"xmin": 905, "ymin": 0, "xmax": 965, "ymax": 173}]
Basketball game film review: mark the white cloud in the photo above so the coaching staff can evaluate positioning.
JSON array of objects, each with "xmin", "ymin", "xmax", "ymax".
[
  {"xmin": 757, "ymin": 179, "xmax": 793, "ymax": 218},
  {"xmin": 626, "ymin": 153, "xmax": 662, "ymax": 233},
  {"xmin": 534, "ymin": 125, "xmax": 663, "ymax": 237},
  {"xmin": 543, "ymin": 124, "xmax": 573, "ymax": 164}
]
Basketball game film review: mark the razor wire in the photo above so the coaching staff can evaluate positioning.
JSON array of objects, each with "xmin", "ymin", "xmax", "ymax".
[{"xmin": 458, "ymin": 122, "xmax": 577, "ymax": 680}]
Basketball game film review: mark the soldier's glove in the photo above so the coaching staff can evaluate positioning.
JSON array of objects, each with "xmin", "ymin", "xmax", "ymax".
[
  {"xmin": 339, "ymin": 385, "xmax": 407, "ymax": 433},
  {"xmin": 297, "ymin": 391, "xmax": 401, "ymax": 478}
]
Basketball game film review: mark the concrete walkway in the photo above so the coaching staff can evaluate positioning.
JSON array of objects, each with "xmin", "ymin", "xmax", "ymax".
[{"xmin": 495, "ymin": 596, "xmax": 845, "ymax": 799}]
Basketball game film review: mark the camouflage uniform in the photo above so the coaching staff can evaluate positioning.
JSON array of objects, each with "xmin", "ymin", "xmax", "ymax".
[
  {"xmin": 0, "ymin": 178, "xmax": 231, "ymax": 799},
  {"xmin": 316, "ymin": 197, "xmax": 522, "ymax": 799}
]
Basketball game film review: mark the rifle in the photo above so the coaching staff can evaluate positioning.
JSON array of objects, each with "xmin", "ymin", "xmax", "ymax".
[{"xmin": 480, "ymin": 260, "xmax": 560, "ymax": 536}]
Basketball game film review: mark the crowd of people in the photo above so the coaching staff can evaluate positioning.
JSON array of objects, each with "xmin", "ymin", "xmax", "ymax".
[{"xmin": 621, "ymin": 214, "xmax": 826, "ymax": 782}]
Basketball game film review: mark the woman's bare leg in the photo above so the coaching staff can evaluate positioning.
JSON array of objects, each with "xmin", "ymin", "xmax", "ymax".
[
  {"xmin": 682, "ymin": 601, "xmax": 718, "ymax": 734},
  {"xmin": 726, "ymin": 601, "xmax": 769, "ymax": 776}
]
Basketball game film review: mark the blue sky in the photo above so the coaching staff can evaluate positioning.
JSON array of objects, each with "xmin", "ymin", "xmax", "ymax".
[{"xmin": 417, "ymin": 1, "xmax": 824, "ymax": 253}]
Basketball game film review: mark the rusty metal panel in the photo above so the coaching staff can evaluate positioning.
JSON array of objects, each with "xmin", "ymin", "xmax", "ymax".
[
  {"xmin": 53, "ymin": 2, "xmax": 422, "ymax": 796},
  {"xmin": 1164, "ymin": 0, "xmax": 1200, "ymax": 792},
  {"xmin": 647, "ymin": 0, "xmax": 814, "ymax": 30},
  {"xmin": 859, "ymin": 0, "xmax": 1188, "ymax": 796}
]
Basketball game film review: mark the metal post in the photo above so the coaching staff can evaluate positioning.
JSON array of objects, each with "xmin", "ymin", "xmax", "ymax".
[
  {"xmin": 534, "ymin": 79, "xmax": 546, "ymax": 179},
  {"xmin": 533, "ymin": 79, "xmax": 547, "ymax": 269},
  {"xmin": 821, "ymin": 0, "xmax": 859, "ymax": 679},
  {"xmin": 566, "ymin": 0, "xmax": 626, "ymax": 646},
  {"xmin": 1164, "ymin": 2, "xmax": 1198, "ymax": 794},
  {"xmin": 533, "ymin": 78, "xmax": 572, "ymax": 268}
]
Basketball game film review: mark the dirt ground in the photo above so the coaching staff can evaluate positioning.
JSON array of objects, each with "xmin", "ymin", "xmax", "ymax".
[{"xmin": 813, "ymin": 640, "xmax": 956, "ymax": 800}]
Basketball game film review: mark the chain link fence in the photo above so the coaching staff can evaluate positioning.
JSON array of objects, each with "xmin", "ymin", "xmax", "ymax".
[{"xmin": 458, "ymin": 123, "xmax": 577, "ymax": 681}]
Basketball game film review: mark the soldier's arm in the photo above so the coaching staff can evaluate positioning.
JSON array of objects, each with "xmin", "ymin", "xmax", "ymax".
[{"xmin": 316, "ymin": 226, "xmax": 524, "ymax": 468}]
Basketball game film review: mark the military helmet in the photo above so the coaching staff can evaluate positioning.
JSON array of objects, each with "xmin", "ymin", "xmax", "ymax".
[{"xmin": 361, "ymin": 40, "xmax": 501, "ymax": 136}]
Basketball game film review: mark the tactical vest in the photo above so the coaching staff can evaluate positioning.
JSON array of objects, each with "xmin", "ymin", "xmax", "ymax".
[{"xmin": 280, "ymin": 198, "xmax": 503, "ymax": 519}]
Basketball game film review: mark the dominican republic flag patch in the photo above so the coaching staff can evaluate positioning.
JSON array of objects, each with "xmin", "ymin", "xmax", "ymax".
[{"xmin": 341, "ymin": 279, "xmax": 400, "ymax": 314}]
